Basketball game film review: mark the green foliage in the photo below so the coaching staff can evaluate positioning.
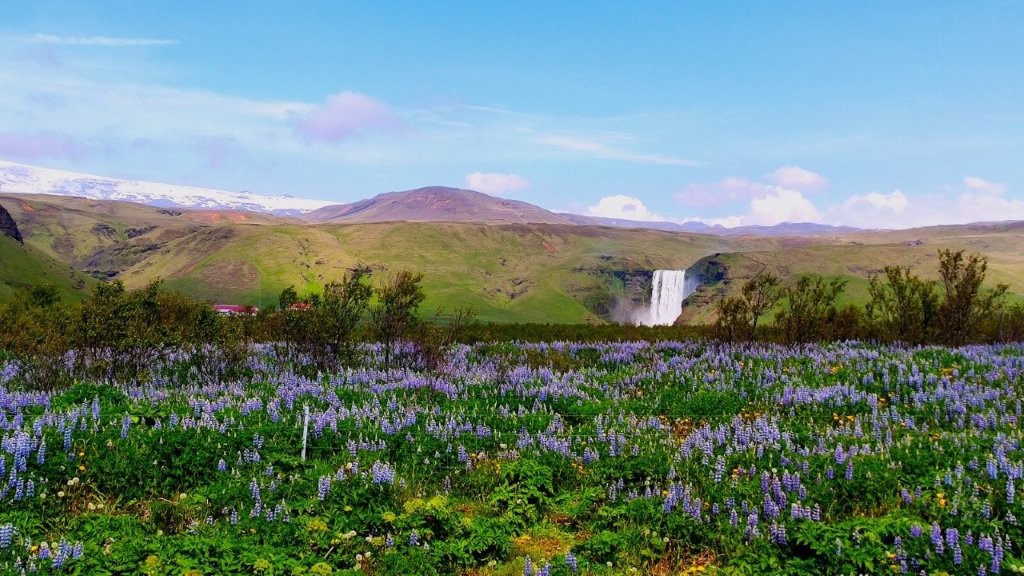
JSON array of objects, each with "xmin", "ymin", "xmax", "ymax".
[
  {"xmin": 714, "ymin": 273, "xmax": 780, "ymax": 341},
  {"xmin": 935, "ymin": 249, "xmax": 1008, "ymax": 345},
  {"xmin": 370, "ymin": 270, "xmax": 426, "ymax": 368},
  {"xmin": 775, "ymin": 275, "xmax": 847, "ymax": 344},
  {"xmin": 489, "ymin": 460, "xmax": 556, "ymax": 529},
  {"xmin": 866, "ymin": 265, "xmax": 939, "ymax": 345},
  {"xmin": 278, "ymin": 285, "xmax": 299, "ymax": 310}
]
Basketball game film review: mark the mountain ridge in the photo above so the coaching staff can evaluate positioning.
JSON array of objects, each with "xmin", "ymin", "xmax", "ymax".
[
  {"xmin": 303, "ymin": 186, "xmax": 574, "ymax": 224},
  {"xmin": 0, "ymin": 160, "xmax": 335, "ymax": 216}
]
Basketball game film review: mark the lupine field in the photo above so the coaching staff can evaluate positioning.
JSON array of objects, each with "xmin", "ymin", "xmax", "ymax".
[{"xmin": 2, "ymin": 340, "xmax": 1023, "ymax": 575}]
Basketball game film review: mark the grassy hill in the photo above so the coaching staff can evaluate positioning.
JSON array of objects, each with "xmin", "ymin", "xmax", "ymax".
[
  {"xmin": 681, "ymin": 225, "xmax": 1024, "ymax": 324},
  {"xmin": 4, "ymin": 193, "xmax": 1024, "ymax": 324},
  {"xmin": 0, "ymin": 233, "xmax": 92, "ymax": 301}
]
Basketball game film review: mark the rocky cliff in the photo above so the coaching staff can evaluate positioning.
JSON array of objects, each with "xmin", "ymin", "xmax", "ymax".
[{"xmin": 0, "ymin": 203, "xmax": 23, "ymax": 244}]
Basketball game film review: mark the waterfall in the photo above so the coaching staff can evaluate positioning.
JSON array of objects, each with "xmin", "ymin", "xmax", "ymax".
[{"xmin": 643, "ymin": 269, "xmax": 693, "ymax": 326}]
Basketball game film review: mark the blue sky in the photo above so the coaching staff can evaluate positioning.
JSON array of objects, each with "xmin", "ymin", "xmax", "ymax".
[{"xmin": 1, "ymin": 1, "xmax": 1022, "ymax": 228}]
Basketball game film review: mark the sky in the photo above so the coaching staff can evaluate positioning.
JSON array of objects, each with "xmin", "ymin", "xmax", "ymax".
[{"xmin": 1, "ymin": 1, "xmax": 1022, "ymax": 228}]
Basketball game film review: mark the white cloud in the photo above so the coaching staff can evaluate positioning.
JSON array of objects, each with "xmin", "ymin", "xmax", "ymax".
[
  {"xmin": 824, "ymin": 183, "xmax": 1024, "ymax": 229},
  {"xmin": 768, "ymin": 165, "xmax": 828, "ymax": 190},
  {"xmin": 676, "ymin": 177, "xmax": 769, "ymax": 207},
  {"xmin": 682, "ymin": 187, "xmax": 820, "ymax": 228},
  {"xmin": 586, "ymin": 195, "xmax": 664, "ymax": 221},
  {"xmin": 748, "ymin": 187, "xmax": 821, "ymax": 225},
  {"xmin": 28, "ymin": 34, "xmax": 178, "ymax": 47},
  {"xmin": 850, "ymin": 190, "xmax": 909, "ymax": 212},
  {"xmin": 537, "ymin": 135, "xmax": 699, "ymax": 167},
  {"xmin": 465, "ymin": 171, "xmax": 529, "ymax": 195},
  {"xmin": 824, "ymin": 191, "xmax": 909, "ymax": 229},
  {"xmin": 964, "ymin": 175, "xmax": 1006, "ymax": 195}
]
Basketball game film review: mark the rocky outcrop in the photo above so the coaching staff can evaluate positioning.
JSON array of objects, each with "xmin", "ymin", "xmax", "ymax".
[{"xmin": 0, "ymin": 203, "xmax": 23, "ymax": 244}]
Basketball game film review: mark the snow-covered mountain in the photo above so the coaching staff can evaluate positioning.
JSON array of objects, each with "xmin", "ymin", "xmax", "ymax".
[{"xmin": 0, "ymin": 160, "xmax": 335, "ymax": 215}]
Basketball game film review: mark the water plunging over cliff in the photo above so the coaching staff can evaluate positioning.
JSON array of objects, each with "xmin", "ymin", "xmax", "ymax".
[{"xmin": 641, "ymin": 269, "xmax": 696, "ymax": 326}]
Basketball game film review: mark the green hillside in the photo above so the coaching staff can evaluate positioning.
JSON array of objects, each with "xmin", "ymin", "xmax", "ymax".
[
  {"xmin": 0, "ymin": 234, "xmax": 93, "ymax": 301},
  {"xmin": 5, "ymin": 194, "xmax": 1024, "ymax": 324},
  {"xmin": 681, "ymin": 226, "xmax": 1024, "ymax": 324}
]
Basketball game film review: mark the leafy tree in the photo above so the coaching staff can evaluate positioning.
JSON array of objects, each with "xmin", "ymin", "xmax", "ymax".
[
  {"xmin": 775, "ymin": 275, "xmax": 846, "ymax": 344},
  {"xmin": 713, "ymin": 273, "xmax": 780, "ymax": 342},
  {"xmin": 742, "ymin": 272, "xmax": 781, "ymax": 336},
  {"xmin": 370, "ymin": 271, "xmax": 426, "ymax": 368},
  {"xmin": 713, "ymin": 296, "xmax": 751, "ymax": 342},
  {"xmin": 312, "ymin": 271, "xmax": 372, "ymax": 370},
  {"xmin": 278, "ymin": 285, "xmax": 299, "ymax": 310},
  {"xmin": 935, "ymin": 249, "xmax": 1007, "ymax": 345},
  {"xmin": 865, "ymin": 266, "xmax": 939, "ymax": 345},
  {"xmin": 416, "ymin": 305, "xmax": 477, "ymax": 373},
  {"xmin": 0, "ymin": 286, "xmax": 74, "ymax": 390}
]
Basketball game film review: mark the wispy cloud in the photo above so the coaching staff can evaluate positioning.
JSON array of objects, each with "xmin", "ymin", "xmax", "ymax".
[
  {"xmin": 0, "ymin": 131, "xmax": 85, "ymax": 161},
  {"xmin": 28, "ymin": 34, "xmax": 178, "ymax": 47},
  {"xmin": 289, "ymin": 91, "xmax": 403, "ymax": 143},
  {"xmin": 536, "ymin": 135, "xmax": 699, "ymax": 167},
  {"xmin": 964, "ymin": 175, "xmax": 1006, "ymax": 195},
  {"xmin": 676, "ymin": 177, "xmax": 770, "ymax": 207}
]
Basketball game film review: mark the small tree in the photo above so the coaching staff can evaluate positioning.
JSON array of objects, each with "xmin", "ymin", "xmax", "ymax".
[
  {"xmin": 775, "ymin": 275, "xmax": 846, "ymax": 344},
  {"xmin": 313, "ymin": 271, "xmax": 372, "ymax": 370},
  {"xmin": 742, "ymin": 272, "xmax": 780, "ymax": 337},
  {"xmin": 865, "ymin": 266, "xmax": 939, "ymax": 345},
  {"xmin": 278, "ymin": 285, "xmax": 299, "ymax": 310},
  {"xmin": 713, "ymin": 272, "xmax": 780, "ymax": 342},
  {"xmin": 935, "ymin": 249, "xmax": 1007, "ymax": 345},
  {"xmin": 713, "ymin": 296, "xmax": 751, "ymax": 342},
  {"xmin": 415, "ymin": 305, "xmax": 477, "ymax": 373},
  {"xmin": 0, "ymin": 287, "xmax": 74, "ymax": 390},
  {"xmin": 370, "ymin": 271, "xmax": 426, "ymax": 369}
]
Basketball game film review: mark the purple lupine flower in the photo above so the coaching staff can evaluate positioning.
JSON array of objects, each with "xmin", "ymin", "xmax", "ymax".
[
  {"xmin": 0, "ymin": 523, "xmax": 13, "ymax": 548},
  {"xmin": 317, "ymin": 475, "xmax": 331, "ymax": 500},
  {"xmin": 370, "ymin": 461, "xmax": 396, "ymax": 485},
  {"xmin": 217, "ymin": 459, "xmax": 227, "ymax": 472},
  {"xmin": 565, "ymin": 551, "xmax": 578, "ymax": 573},
  {"xmin": 409, "ymin": 530, "xmax": 419, "ymax": 546},
  {"xmin": 931, "ymin": 523, "xmax": 944, "ymax": 554},
  {"xmin": 945, "ymin": 528, "xmax": 959, "ymax": 549},
  {"xmin": 523, "ymin": 555, "xmax": 533, "ymax": 576},
  {"xmin": 910, "ymin": 524, "xmax": 922, "ymax": 538},
  {"xmin": 121, "ymin": 414, "xmax": 131, "ymax": 439}
]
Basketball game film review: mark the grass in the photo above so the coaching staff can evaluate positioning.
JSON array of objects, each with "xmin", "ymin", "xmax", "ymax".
[{"xmin": 0, "ymin": 234, "xmax": 93, "ymax": 301}]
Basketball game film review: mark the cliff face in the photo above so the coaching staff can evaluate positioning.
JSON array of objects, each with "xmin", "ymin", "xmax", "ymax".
[{"xmin": 0, "ymin": 203, "xmax": 24, "ymax": 244}]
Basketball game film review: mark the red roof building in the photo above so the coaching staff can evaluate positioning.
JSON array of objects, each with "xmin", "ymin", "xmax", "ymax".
[{"xmin": 212, "ymin": 304, "xmax": 259, "ymax": 315}]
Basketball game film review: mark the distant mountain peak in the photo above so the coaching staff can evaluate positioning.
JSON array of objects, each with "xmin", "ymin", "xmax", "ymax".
[
  {"xmin": 0, "ymin": 160, "xmax": 335, "ymax": 215},
  {"xmin": 303, "ymin": 186, "xmax": 573, "ymax": 224}
]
